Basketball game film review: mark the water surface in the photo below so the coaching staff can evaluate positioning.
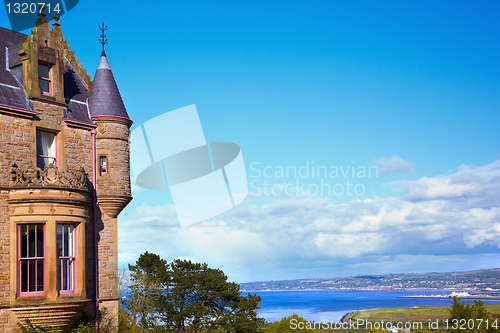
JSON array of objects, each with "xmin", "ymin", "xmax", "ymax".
[{"xmin": 244, "ymin": 290, "xmax": 500, "ymax": 323}]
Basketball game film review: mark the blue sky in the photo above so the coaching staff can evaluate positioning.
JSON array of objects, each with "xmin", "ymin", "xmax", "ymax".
[{"xmin": 2, "ymin": 0, "xmax": 500, "ymax": 283}]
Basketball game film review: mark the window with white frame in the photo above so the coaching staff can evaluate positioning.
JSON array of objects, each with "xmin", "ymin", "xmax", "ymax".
[
  {"xmin": 56, "ymin": 224, "xmax": 76, "ymax": 293},
  {"xmin": 36, "ymin": 130, "xmax": 57, "ymax": 169},
  {"xmin": 18, "ymin": 224, "xmax": 45, "ymax": 296}
]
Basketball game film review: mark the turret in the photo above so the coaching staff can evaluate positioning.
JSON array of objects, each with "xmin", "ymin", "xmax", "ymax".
[
  {"xmin": 87, "ymin": 42, "xmax": 132, "ymax": 325},
  {"xmin": 88, "ymin": 50, "xmax": 132, "ymax": 216}
]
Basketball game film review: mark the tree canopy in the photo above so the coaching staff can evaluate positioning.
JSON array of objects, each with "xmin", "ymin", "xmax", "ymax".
[
  {"xmin": 122, "ymin": 252, "xmax": 264, "ymax": 332},
  {"xmin": 264, "ymin": 314, "xmax": 315, "ymax": 333},
  {"xmin": 448, "ymin": 296, "xmax": 499, "ymax": 333}
]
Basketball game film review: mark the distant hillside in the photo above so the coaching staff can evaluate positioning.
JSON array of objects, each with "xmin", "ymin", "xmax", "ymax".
[{"xmin": 240, "ymin": 268, "xmax": 500, "ymax": 291}]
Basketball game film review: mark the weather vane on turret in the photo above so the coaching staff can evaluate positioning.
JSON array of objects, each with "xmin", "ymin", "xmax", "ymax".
[{"xmin": 98, "ymin": 22, "xmax": 108, "ymax": 54}]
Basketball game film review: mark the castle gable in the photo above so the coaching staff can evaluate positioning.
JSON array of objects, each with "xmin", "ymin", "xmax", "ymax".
[{"xmin": 0, "ymin": 25, "xmax": 93, "ymax": 124}]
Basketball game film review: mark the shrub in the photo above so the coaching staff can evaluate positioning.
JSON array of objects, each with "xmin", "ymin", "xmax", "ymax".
[{"xmin": 264, "ymin": 313, "xmax": 315, "ymax": 333}]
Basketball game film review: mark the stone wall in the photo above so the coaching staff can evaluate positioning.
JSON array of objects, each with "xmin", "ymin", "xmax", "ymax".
[
  {"xmin": 94, "ymin": 118, "xmax": 132, "ymax": 329},
  {"xmin": 64, "ymin": 125, "xmax": 92, "ymax": 176},
  {"xmin": 33, "ymin": 101, "xmax": 63, "ymax": 125},
  {"xmin": 0, "ymin": 190, "xmax": 11, "ymax": 307},
  {"xmin": 0, "ymin": 112, "xmax": 32, "ymax": 312},
  {"xmin": 0, "ymin": 113, "xmax": 33, "ymax": 187},
  {"xmin": 97, "ymin": 213, "xmax": 117, "ymax": 300},
  {"xmin": 0, "ymin": 308, "xmax": 20, "ymax": 332},
  {"xmin": 0, "ymin": 104, "xmax": 96, "ymax": 330}
]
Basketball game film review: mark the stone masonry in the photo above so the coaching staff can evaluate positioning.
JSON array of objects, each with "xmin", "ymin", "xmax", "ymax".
[{"xmin": 0, "ymin": 8, "xmax": 132, "ymax": 332}]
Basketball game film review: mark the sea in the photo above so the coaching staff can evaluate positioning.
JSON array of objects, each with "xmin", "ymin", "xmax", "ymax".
[{"xmin": 243, "ymin": 290, "xmax": 500, "ymax": 323}]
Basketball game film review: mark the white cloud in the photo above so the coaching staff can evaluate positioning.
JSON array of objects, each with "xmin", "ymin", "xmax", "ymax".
[
  {"xmin": 374, "ymin": 155, "xmax": 416, "ymax": 176},
  {"xmin": 118, "ymin": 160, "xmax": 500, "ymax": 282},
  {"xmin": 388, "ymin": 160, "xmax": 500, "ymax": 202}
]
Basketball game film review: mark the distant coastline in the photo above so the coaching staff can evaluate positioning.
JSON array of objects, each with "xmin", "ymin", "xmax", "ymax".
[
  {"xmin": 242, "ymin": 269, "xmax": 500, "ymax": 323},
  {"xmin": 243, "ymin": 288, "xmax": 500, "ymax": 294},
  {"xmin": 240, "ymin": 268, "xmax": 500, "ymax": 292},
  {"xmin": 241, "ymin": 288, "xmax": 478, "ymax": 292},
  {"xmin": 398, "ymin": 295, "xmax": 500, "ymax": 300}
]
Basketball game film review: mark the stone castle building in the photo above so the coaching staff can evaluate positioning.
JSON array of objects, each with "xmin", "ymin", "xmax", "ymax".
[{"xmin": 0, "ymin": 9, "xmax": 132, "ymax": 331}]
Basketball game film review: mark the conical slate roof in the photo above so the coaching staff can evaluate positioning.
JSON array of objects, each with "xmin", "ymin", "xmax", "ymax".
[{"xmin": 88, "ymin": 51, "xmax": 130, "ymax": 120}]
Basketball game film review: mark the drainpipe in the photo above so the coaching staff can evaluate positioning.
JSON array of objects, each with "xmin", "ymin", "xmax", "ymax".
[{"xmin": 91, "ymin": 128, "xmax": 99, "ymax": 332}]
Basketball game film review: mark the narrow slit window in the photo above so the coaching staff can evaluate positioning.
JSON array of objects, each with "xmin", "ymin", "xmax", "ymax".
[
  {"xmin": 36, "ymin": 130, "xmax": 57, "ymax": 169},
  {"xmin": 100, "ymin": 156, "xmax": 107, "ymax": 176},
  {"xmin": 38, "ymin": 64, "xmax": 52, "ymax": 96}
]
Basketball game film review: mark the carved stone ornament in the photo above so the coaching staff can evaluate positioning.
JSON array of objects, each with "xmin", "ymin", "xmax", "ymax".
[
  {"xmin": 9, "ymin": 162, "xmax": 90, "ymax": 190},
  {"xmin": 98, "ymin": 124, "xmax": 107, "ymax": 134}
]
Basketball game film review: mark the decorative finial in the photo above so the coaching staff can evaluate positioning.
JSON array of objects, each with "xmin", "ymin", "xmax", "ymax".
[
  {"xmin": 52, "ymin": 13, "xmax": 62, "ymax": 36},
  {"xmin": 53, "ymin": 13, "xmax": 60, "ymax": 28},
  {"xmin": 36, "ymin": 4, "xmax": 48, "ymax": 26},
  {"xmin": 38, "ymin": 4, "xmax": 46, "ymax": 17},
  {"xmin": 98, "ymin": 22, "xmax": 108, "ymax": 55}
]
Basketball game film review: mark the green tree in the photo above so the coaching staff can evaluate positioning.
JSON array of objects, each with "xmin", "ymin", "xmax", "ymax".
[
  {"xmin": 126, "ymin": 252, "xmax": 166, "ymax": 332},
  {"xmin": 118, "ymin": 306, "xmax": 133, "ymax": 333},
  {"xmin": 264, "ymin": 314, "xmax": 315, "ymax": 333},
  {"xmin": 448, "ymin": 296, "xmax": 499, "ymax": 333},
  {"xmin": 228, "ymin": 293, "xmax": 265, "ymax": 332},
  {"xmin": 161, "ymin": 259, "xmax": 264, "ymax": 332},
  {"xmin": 123, "ymin": 252, "xmax": 264, "ymax": 332}
]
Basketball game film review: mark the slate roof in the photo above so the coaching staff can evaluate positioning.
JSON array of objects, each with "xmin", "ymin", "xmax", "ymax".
[
  {"xmin": 0, "ymin": 26, "xmax": 93, "ymax": 123},
  {"xmin": 88, "ymin": 52, "xmax": 130, "ymax": 120},
  {"xmin": 0, "ymin": 27, "xmax": 31, "ymax": 110},
  {"xmin": 63, "ymin": 62, "xmax": 92, "ymax": 123}
]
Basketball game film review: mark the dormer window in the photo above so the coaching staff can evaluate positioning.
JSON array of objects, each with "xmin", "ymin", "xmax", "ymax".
[
  {"xmin": 38, "ymin": 64, "xmax": 52, "ymax": 96},
  {"xmin": 36, "ymin": 130, "xmax": 57, "ymax": 169}
]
